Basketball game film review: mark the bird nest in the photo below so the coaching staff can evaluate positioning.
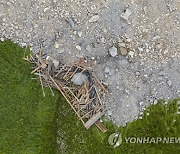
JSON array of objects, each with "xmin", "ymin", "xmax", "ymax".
[{"xmin": 26, "ymin": 51, "xmax": 108, "ymax": 132}]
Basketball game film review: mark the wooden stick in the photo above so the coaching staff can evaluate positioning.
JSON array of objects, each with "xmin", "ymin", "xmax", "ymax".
[
  {"xmin": 63, "ymin": 66, "xmax": 72, "ymax": 79},
  {"xmin": 81, "ymin": 110, "xmax": 93, "ymax": 119},
  {"xmin": 69, "ymin": 67, "xmax": 79, "ymax": 79},
  {"xmin": 39, "ymin": 70, "xmax": 45, "ymax": 97},
  {"xmin": 95, "ymin": 120, "xmax": 108, "ymax": 133},
  {"xmin": 31, "ymin": 66, "xmax": 41, "ymax": 74},
  {"xmin": 63, "ymin": 86, "xmax": 80, "ymax": 102},
  {"xmin": 49, "ymin": 75, "xmax": 85, "ymax": 124},
  {"xmin": 55, "ymin": 64, "xmax": 66, "ymax": 77},
  {"xmin": 92, "ymin": 72, "xmax": 108, "ymax": 93},
  {"xmin": 77, "ymin": 100, "xmax": 92, "ymax": 112},
  {"xmin": 93, "ymin": 86, "xmax": 103, "ymax": 106},
  {"xmin": 84, "ymin": 111, "xmax": 105, "ymax": 129}
]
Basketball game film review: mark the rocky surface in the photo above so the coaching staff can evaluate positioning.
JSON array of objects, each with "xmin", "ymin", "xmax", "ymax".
[{"xmin": 0, "ymin": 0, "xmax": 179, "ymax": 126}]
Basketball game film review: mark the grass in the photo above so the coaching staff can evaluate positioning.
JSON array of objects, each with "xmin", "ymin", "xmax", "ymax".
[
  {"xmin": 0, "ymin": 40, "xmax": 180, "ymax": 154},
  {"xmin": 57, "ymin": 98, "xmax": 180, "ymax": 154},
  {"xmin": 0, "ymin": 40, "xmax": 59, "ymax": 154}
]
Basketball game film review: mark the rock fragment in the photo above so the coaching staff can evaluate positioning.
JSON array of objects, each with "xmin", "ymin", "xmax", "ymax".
[
  {"xmin": 76, "ymin": 45, "xmax": 81, "ymax": 50},
  {"xmin": 104, "ymin": 66, "xmax": 110, "ymax": 73},
  {"xmin": 109, "ymin": 47, "xmax": 118, "ymax": 57},
  {"xmin": 119, "ymin": 47, "xmax": 128, "ymax": 56},
  {"xmin": 54, "ymin": 42, "xmax": 60, "ymax": 49},
  {"xmin": 71, "ymin": 73, "xmax": 88, "ymax": 86},
  {"xmin": 128, "ymin": 51, "xmax": 134, "ymax": 58},
  {"xmin": 159, "ymin": 71, "xmax": 165, "ymax": 76},
  {"xmin": 77, "ymin": 31, "xmax": 82, "ymax": 37},
  {"xmin": 53, "ymin": 59, "xmax": 59, "ymax": 68},
  {"xmin": 118, "ymin": 42, "xmax": 126, "ymax": 48},
  {"xmin": 139, "ymin": 101, "xmax": 143, "ymax": 106},
  {"xmin": 153, "ymin": 99, "xmax": 158, "ymax": 105},
  {"xmin": 89, "ymin": 15, "xmax": 99, "ymax": 23},
  {"xmin": 85, "ymin": 44, "xmax": 93, "ymax": 52},
  {"xmin": 67, "ymin": 18, "xmax": 75, "ymax": 28},
  {"xmin": 167, "ymin": 80, "xmax": 172, "ymax": 87},
  {"xmin": 120, "ymin": 8, "xmax": 132, "ymax": 23}
]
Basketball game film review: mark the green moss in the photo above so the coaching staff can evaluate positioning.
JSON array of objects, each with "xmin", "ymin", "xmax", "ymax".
[
  {"xmin": 57, "ymin": 98, "xmax": 180, "ymax": 154},
  {"xmin": 0, "ymin": 40, "xmax": 59, "ymax": 154}
]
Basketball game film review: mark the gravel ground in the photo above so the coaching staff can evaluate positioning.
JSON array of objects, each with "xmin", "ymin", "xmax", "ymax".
[{"xmin": 0, "ymin": 0, "xmax": 179, "ymax": 126}]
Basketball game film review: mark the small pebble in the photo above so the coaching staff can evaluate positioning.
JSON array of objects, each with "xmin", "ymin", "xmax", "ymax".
[
  {"xmin": 100, "ymin": 37, "xmax": 106, "ymax": 44},
  {"xmin": 77, "ymin": 31, "xmax": 82, "ymax": 37},
  {"xmin": 167, "ymin": 80, "xmax": 172, "ymax": 86},
  {"xmin": 159, "ymin": 70, "xmax": 166, "ymax": 76},
  {"xmin": 128, "ymin": 51, "xmax": 134, "ymax": 58},
  {"xmin": 21, "ymin": 43, "xmax": 27, "ymax": 47},
  {"xmin": 138, "ymin": 47, "xmax": 143, "ymax": 52},
  {"xmin": 104, "ymin": 66, "xmax": 110, "ymax": 73},
  {"xmin": 109, "ymin": 47, "xmax": 118, "ymax": 57},
  {"xmin": 67, "ymin": 18, "xmax": 75, "ymax": 27},
  {"xmin": 91, "ymin": 56, "xmax": 95, "ymax": 60},
  {"xmin": 44, "ymin": 7, "xmax": 50, "ymax": 12},
  {"xmin": 120, "ymin": 8, "xmax": 132, "ymax": 23},
  {"xmin": 118, "ymin": 42, "xmax": 126, "ymax": 48},
  {"xmin": 139, "ymin": 101, "xmax": 143, "ymax": 106},
  {"xmin": 126, "ymin": 38, "xmax": 132, "ymax": 42},
  {"xmin": 58, "ymin": 47, "xmax": 65, "ymax": 53},
  {"xmin": 54, "ymin": 42, "xmax": 60, "ymax": 49},
  {"xmin": 135, "ymin": 71, "xmax": 140, "ymax": 76},
  {"xmin": 85, "ymin": 44, "xmax": 93, "ymax": 52},
  {"xmin": 119, "ymin": 47, "xmax": 128, "ymax": 56},
  {"xmin": 76, "ymin": 45, "xmax": 81, "ymax": 50},
  {"xmin": 154, "ymin": 99, "xmax": 158, "ymax": 105},
  {"xmin": 89, "ymin": 15, "xmax": 99, "ymax": 23},
  {"xmin": 53, "ymin": 59, "xmax": 59, "ymax": 68},
  {"xmin": 0, "ymin": 37, "xmax": 5, "ymax": 42},
  {"xmin": 164, "ymin": 101, "xmax": 168, "ymax": 105},
  {"xmin": 139, "ymin": 111, "xmax": 143, "ymax": 115}
]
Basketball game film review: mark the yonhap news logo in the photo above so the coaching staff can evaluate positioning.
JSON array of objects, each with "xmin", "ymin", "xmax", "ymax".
[
  {"xmin": 125, "ymin": 137, "xmax": 180, "ymax": 144},
  {"xmin": 108, "ymin": 133, "xmax": 180, "ymax": 148}
]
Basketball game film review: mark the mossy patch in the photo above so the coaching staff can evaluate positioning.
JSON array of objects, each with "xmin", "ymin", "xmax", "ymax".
[
  {"xmin": 57, "ymin": 98, "xmax": 180, "ymax": 154},
  {"xmin": 0, "ymin": 40, "xmax": 59, "ymax": 154}
]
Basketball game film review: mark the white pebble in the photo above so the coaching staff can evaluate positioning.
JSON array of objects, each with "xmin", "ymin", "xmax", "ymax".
[
  {"xmin": 167, "ymin": 80, "xmax": 172, "ymax": 87},
  {"xmin": 77, "ymin": 31, "xmax": 82, "ymax": 37},
  {"xmin": 53, "ymin": 59, "xmax": 59, "ymax": 68},
  {"xmin": 54, "ymin": 42, "xmax": 60, "ymax": 49},
  {"xmin": 139, "ymin": 101, "xmax": 143, "ymax": 106},
  {"xmin": 76, "ymin": 45, "xmax": 81, "ymax": 50},
  {"xmin": 128, "ymin": 51, "xmax": 134, "ymax": 58},
  {"xmin": 138, "ymin": 47, "xmax": 143, "ymax": 52},
  {"xmin": 89, "ymin": 15, "xmax": 99, "ymax": 23},
  {"xmin": 104, "ymin": 66, "xmax": 110, "ymax": 73},
  {"xmin": 109, "ymin": 47, "xmax": 118, "ymax": 57}
]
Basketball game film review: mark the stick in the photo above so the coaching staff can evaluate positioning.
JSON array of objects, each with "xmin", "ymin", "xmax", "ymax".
[
  {"xmin": 31, "ymin": 66, "xmax": 41, "ymax": 74},
  {"xmin": 39, "ymin": 70, "xmax": 45, "ymax": 97},
  {"xmin": 92, "ymin": 73, "xmax": 108, "ymax": 93},
  {"xmin": 55, "ymin": 64, "xmax": 66, "ymax": 77},
  {"xmin": 49, "ymin": 75, "xmax": 85, "ymax": 124}
]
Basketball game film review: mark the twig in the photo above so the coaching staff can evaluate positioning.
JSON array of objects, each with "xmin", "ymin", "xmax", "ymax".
[
  {"xmin": 92, "ymin": 72, "xmax": 108, "ymax": 93},
  {"xmin": 49, "ymin": 75, "xmax": 85, "ymax": 124},
  {"xmin": 39, "ymin": 70, "xmax": 45, "ymax": 97}
]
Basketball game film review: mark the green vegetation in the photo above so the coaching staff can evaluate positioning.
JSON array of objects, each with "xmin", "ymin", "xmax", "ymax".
[
  {"xmin": 0, "ymin": 40, "xmax": 59, "ymax": 154},
  {"xmin": 0, "ymin": 40, "xmax": 180, "ymax": 154},
  {"xmin": 57, "ymin": 99, "xmax": 180, "ymax": 154}
]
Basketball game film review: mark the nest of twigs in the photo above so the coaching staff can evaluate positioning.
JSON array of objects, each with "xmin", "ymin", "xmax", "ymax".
[{"xmin": 26, "ymin": 51, "xmax": 108, "ymax": 132}]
